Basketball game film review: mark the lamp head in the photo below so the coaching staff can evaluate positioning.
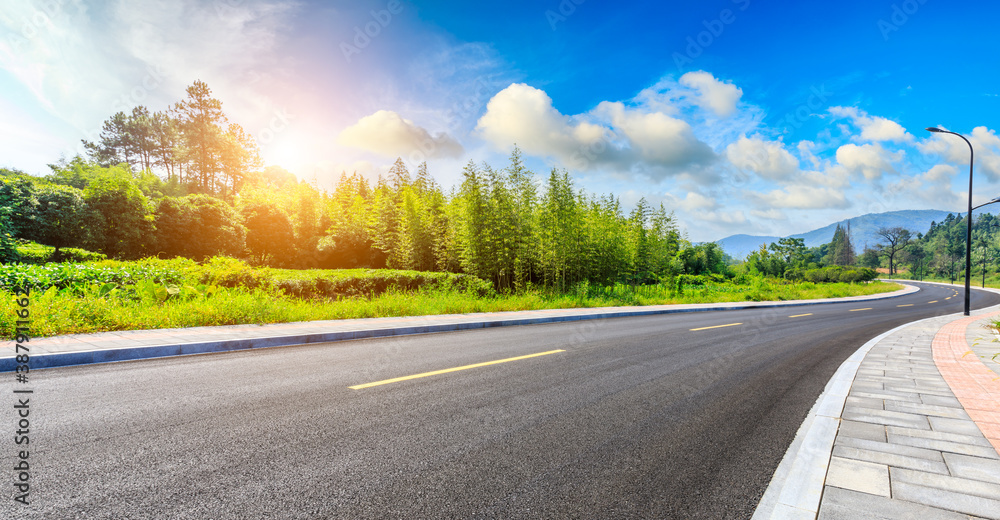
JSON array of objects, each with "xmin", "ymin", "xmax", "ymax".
[{"xmin": 926, "ymin": 127, "xmax": 944, "ymax": 133}]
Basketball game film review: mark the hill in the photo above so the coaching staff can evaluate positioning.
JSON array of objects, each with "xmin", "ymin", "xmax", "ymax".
[{"xmin": 716, "ymin": 209, "xmax": 964, "ymax": 259}]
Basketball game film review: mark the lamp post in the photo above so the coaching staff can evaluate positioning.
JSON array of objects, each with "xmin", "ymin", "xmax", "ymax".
[{"xmin": 927, "ymin": 127, "xmax": 974, "ymax": 315}]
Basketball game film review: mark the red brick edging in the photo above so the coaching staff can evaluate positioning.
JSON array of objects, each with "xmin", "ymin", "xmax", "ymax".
[{"xmin": 932, "ymin": 312, "xmax": 1000, "ymax": 454}]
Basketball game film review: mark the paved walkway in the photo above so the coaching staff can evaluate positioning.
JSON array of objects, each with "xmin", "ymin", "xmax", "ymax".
[{"xmin": 817, "ymin": 310, "xmax": 1000, "ymax": 519}]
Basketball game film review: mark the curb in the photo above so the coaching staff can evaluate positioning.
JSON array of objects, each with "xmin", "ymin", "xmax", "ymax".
[
  {"xmin": 4, "ymin": 282, "xmax": 918, "ymax": 373},
  {"xmin": 751, "ymin": 283, "xmax": 1000, "ymax": 519}
]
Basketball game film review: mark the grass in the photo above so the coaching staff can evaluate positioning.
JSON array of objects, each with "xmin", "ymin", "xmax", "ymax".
[{"xmin": 0, "ymin": 274, "xmax": 901, "ymax": 338}]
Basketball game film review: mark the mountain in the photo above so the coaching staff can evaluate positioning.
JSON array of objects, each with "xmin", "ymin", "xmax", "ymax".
[{"xmin": 715, "ymin": 209, "xmax": 967, "ymax": 259}]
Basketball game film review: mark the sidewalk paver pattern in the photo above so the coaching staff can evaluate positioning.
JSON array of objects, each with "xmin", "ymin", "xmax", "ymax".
[{"xmin": 818, "ymin": 311, "xmax": 1000, "ymax": 520}]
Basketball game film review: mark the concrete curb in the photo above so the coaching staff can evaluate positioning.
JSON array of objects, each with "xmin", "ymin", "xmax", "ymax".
[
  {"xmin": 752, "ymin": 283, "xmax": 1000, "ymax": 519},
  {"xmin": 4, "ymin": 282, "xmax": 918, "ymax": 373}
]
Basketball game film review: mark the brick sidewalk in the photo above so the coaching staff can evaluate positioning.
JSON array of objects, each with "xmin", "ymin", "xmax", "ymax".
[{"xmin": 818, "ymin": 312, "xmax": 1000, "ymax": 519}]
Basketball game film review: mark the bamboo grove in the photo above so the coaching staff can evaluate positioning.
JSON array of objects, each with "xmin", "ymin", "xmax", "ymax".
[{"xmin": 1, "ymin": 147, "xmax": 729, "ymax": 291}]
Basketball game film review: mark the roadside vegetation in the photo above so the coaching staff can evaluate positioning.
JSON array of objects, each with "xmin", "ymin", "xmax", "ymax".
[
  {"xmin": 0, "ymin": 256, "xmax": 894, "ymax": 337},
  {"xmin": 0, "ymin": 80, "xmax": 894, "ymax": 338}
]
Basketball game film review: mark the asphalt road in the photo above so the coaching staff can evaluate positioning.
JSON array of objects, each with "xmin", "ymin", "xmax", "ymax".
[{"xmin": 4, "ymin": 282, "xmax": 998, "ymax": 519}]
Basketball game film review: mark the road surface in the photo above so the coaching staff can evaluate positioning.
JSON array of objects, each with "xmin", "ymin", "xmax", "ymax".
[{"xmin": 4, "ymin": 282, "xmax": 996, "ymax": 519}]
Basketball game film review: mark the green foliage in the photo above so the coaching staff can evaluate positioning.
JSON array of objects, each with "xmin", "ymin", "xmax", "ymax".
[
  {"xmin": 786, "ymin": 266, "xmax": 877, "ymax": 283},
  {"xmin": 27, "ymin": 183, "xmax": 88, "ymax": 254},
  {"xmin": 15, "ymin": 241, "xmax": 106, "ymax": 264},
  {"xmin": 0, "ymin": 170, "xmax": 39, "ymax": 238},
  {"xmin": 82, "ymin": 166, "xmax": 155, "ymax": 258},
  {"xmin": 155, "ymin": 194, "xmax": 245, "ymax": 260},
  {"xmin": 0, "ymin": 258, "xmax": 189, "ymax": 290},
  {"xmin": 237, "ymin": 191, "xmax": 293, "ymax": 265}
]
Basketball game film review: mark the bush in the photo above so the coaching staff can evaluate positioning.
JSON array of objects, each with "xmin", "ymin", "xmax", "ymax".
[
  {"xmin": 15, "ymin": 241, "xmax": 106, "ymax": 264},
  {"xmin": 0, "ymin": 258, "xmax": 189, "ymax": 290},
  {"xmin": 197, "ymin": 256, "xmax": 493, "ymax": 299},
  {"xmin": 800, "ymin": 266, "xmax": 877, "ymax": 284}
]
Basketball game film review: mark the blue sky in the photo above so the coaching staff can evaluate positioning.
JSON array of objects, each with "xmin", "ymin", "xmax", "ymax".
[{"xmin": 2, "ymin": 0, "xmax": 1000, "ymax": 242}]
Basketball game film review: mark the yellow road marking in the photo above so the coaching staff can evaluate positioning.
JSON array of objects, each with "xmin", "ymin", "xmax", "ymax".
[
  {"xmin": 945, "ymin": 297, "xmax": 952, "ymax": 300},
  {"xmin": 897, "ymin": 304, "xmax": 913, "ymax": 307},
  {"xmin": 849, "ymin": 308, "xmax": 872, "ymax": 312},
  {"xmin": 928, "ymin": 300, "xmax": 938, "ymax": 304},
  {"xmin": 349, "ymin": 350, "xmax": 565, "ymax": 389},
  {"xmin": 789, "ymin": 313, "xmax": 813, "ymax": 318},
  {"xmin": 690, "ymin": 322, "xmax": 742, "ymax": 331}
]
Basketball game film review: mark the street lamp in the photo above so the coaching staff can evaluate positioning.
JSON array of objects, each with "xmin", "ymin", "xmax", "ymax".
[{"xmin": 927, "ymin": 127, "xmax": 974, "ymax": 315}]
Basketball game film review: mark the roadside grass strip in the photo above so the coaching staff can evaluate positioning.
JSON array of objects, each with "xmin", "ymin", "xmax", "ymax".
[{"xmin": 349, "ymin": 349, "xmax": 566, "ymax": 389}]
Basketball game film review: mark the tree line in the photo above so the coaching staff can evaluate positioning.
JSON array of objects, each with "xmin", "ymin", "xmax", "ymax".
[{"xmin": 1, "ymin": 147, "xmax": 738, "ymax": 290}]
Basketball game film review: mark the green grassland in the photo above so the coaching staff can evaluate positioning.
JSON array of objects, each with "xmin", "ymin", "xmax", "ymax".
[{"xmin": 1, "ymin": 256, "xmax": 899, "ymax": 338}]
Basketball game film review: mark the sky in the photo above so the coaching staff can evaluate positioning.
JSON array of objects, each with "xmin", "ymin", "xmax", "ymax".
[{"xmin": 2, "ymin": 0, "xmax": 1000, "ymax": 242}]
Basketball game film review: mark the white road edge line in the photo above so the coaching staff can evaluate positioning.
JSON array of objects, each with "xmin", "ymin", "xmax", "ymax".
[{"xmin": 750, "ymin": 281, "xmax": 1000, "ymax": 520}]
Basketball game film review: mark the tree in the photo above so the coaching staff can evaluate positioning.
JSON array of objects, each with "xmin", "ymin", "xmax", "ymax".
[
  {"xmin": 83, "ymin": 167, "xmax": 155, "ymax": 259},
  {"xmin": 826, "ymin": 223, "xmax": 856, "ymax": 266},
  {"xmin": 0, "ymin": 170, "xmax": 38, "ymax": 239},
  {"xmin": 29, "ymin": 184, "xmax": 88, "ymax": 257},
  {"xmin": 154, "ymin": 195, "xmax": 245, "ymax": 260},
  {"xmin": 173, "ymin": 80, "xmax": 227, "ymax": 193},
  {"xmin": 858, "ymin": 246, "xmax": 881, "ymax": 269},
  {"xmin": 876, "ymin": 226, "xmax": 912, "ymax": 275},
  {"xmin": 238, "ymin": 197, "xmax": 293, "ymax": 265}
]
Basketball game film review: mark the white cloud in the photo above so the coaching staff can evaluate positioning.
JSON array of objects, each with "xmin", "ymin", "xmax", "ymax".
[
  {"xmin": 829, "ymin": 106, "xmax": 912, "ymax": 143},
  {"xmin": 665, "ymin": 191, "xmax": 718, "ymax": 211},
  {"xmin": 0, "ymin": 0, "xmax": 301, "ymax": 159},
  {"xmin": 725, "ymin": 135, "xmax": 799, "ymax": 180},
  {"xmin": 919, "ymin": 126, "xmax": 1000, "ymax": 181},
  {"xmin": 475, "ymin": 83, "xmax": 714, "ymax": 176},
  {"xmin": 338, "ymin": 110, "xmax": 463, "ymax": 159},
  {"xmin": 679, "ymin": 71, "xmax": 742, "ymax": 118},
  {"xmin": 754, "ymin": 185, "xmax": 850, "ymax": 210},
  {"xmin": 835, "ymin": 143, "xmax": 901, "ymax": 180},
  {"xmin": 750, "ymin": 209, "xmax": 787, "ymax": 220}
]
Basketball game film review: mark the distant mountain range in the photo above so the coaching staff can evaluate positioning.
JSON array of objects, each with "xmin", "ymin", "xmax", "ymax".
[{"xmin": 715, "ymin": 209, "xmax": 984, "ymax": 259}]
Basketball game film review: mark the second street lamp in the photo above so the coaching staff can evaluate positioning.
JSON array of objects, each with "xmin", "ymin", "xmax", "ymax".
[{"xmin": 927, "ymin": 127, "xmax": 975, "ymax": 315}]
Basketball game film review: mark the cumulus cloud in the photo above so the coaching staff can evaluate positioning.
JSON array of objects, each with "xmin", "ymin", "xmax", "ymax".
[
  {"xmin": 475, "ymin": 83, "xmax": 715, "ymax": 176},
  {"xmin": 754, "ymin": 185, "xmax": 850, "ymax": 210},
  {"xmin": 750, "ymin": 209, "xmax": 787, "ymax": 220},
  {"xmin": 725, "ymin": 135, "xmax": 800, "ymax": 180},
  {"xmin": 829, "ymin": 106, "xmax": 912, "ymax": 143},
  {"xmin": 679, "ymin": 71, "xmax": 742, "ymax": 118},
  {"xmin": 835, "ymin": 143, "xmax": 901, "ymax": 180},
  {"xmin": 919, "ymin": 126, "xmax": 1000, "ymax": 181},
  {"xmin": 338, "ymin": 110, "xmax": 463, "ymax": 159},
  {"xmin": 664, "ymin": 191, "xmax": 718, "ymax": 211}
]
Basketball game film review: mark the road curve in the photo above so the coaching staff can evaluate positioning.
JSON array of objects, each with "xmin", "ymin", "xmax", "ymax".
[{"xmin": 4, "ymin": 282, "xmax": 997, "ymax": 519}]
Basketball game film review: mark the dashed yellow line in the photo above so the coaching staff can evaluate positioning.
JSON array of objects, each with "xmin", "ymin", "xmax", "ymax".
[
  {"xmin": 849, "ymin": 308, "xmax": 873, "ymax": 312},
  {"xmin": 897, "ymin": 304, "xmax": 913, "ymax": 307},
  {"xmin": 349, "ymin": 349, "xmax": 565, "ymax": 389},
  {"xmin": 789, "ymin": 313, "xmax": 813, "ymax": 318},
  {"xmin": 690, "ymin": 322, "xmax": 742, "ymax": 331},
  {"xmin": 945, "ymin": 297, "xmax": 952, "ymax": 300},
  {"xmin": 928, "ymin": 300, "xmax": 938, "ymax": 304}
]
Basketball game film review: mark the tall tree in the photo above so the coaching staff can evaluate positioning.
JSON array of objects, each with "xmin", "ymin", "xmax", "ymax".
[
  {"xmin": 876, "ymin": 226, "xmax": 912, "ymax": 275},
  {"xmin": 173, "ymin": 80, "xmax": 227, "ymax": 193}
]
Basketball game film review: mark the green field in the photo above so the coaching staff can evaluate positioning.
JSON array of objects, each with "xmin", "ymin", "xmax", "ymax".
[{"xmin": 1, "ymin": 257, "xmax": 900, "ymax": 338}]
